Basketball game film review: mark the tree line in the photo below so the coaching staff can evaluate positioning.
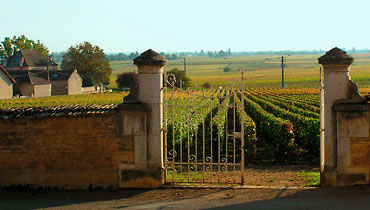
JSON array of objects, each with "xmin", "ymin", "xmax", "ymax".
[{"xmin": 0, "ymin": 35, "xmax": 112, "ymax": 87}]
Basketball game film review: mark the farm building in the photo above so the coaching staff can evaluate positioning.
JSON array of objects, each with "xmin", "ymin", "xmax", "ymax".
[
  {"xmin": 3, "ymin": 50, "xmax": 58, "ymax": 71},
  {"xmin": 7, "ymin": 70, "xmax": 51, "ymax": 97},
  {"xmin": 49, "ymin": 70, "xmax": 83, "ymax": 95},
  {"xmin": 7, "ymin": 70, "xmax": 83, "ymax": 97},
  {"xmin": 0, "ymin": 65, "xmax": 16, "ymax": 99}
]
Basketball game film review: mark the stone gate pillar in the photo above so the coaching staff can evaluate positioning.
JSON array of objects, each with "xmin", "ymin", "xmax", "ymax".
[
  {"xmin": 133, "ymin": 49, "xmax": 167, "ymax": 187},
  {"xmin": 318, "ymin": 47, "xmax": 354, "ymax": 186}
]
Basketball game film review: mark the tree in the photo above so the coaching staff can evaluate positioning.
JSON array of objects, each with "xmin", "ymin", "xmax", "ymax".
[
  {"xmin": 167, "ymin": 68, "xmax": 191, "ymax": 88},
  {"xmin": 0, "ymin": 35, "xmax": 49, "ymax": 63},
  {"xmin": 223, "ymin": 67, "xmax": 232, "ymax": 72},
  {"xmin": 116, "ymin": 72, "xmax": 138, "ymax": 89},
  {"xmin": 61, "ymin": 42, "xmax": 112, "ymax": 86}
]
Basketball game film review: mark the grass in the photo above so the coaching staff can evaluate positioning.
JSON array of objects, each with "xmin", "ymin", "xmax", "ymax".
[
  {"xmin": 109, "ymin": 53, "xmax": 370, "ymax": 89},
  {"xmin": 298, "ymin": 171, "xmax": 320, "ymax": 187}
]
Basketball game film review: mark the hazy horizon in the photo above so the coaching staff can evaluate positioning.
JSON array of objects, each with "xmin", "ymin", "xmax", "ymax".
[{"xmin": 1, "ymin": 0, "xmax": 369, "ymax": 53}]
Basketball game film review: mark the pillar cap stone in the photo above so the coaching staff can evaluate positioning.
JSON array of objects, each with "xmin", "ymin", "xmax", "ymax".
[
  {"xmin": 134, "ymin": 49, "xmax": 167, "ymax": 67},
  {"xmin": 318, "ymin": 47, "xmax": 353, "ymax": 65}
]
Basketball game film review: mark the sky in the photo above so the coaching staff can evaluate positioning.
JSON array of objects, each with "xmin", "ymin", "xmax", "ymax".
[{"xmin": 1, "ymin": 0, "xmax": 369, "ymax": 53}]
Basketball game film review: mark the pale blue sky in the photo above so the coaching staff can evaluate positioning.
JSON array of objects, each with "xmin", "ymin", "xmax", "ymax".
[{"xmin": 1, "ymin": 0, "xmax": 369, "ymax": 53}]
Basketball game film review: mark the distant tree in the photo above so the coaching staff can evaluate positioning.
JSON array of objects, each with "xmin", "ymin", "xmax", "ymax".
[
  {"xmin": 223, "ymin": 66, "xmax": 232, "ymax": 72},
  {"xmin": 128, "ymin": 51, "xmax": 140, "ymax": 60},
  {"xmin": 227, "ymin": 48, "xmax": 231, "ymax": 56},
  {"xmin": 116, "ymin": 72, "xmax": 138, "ymax": 89},
  {"xmin": 167, "ymin": 68, "xmax": 191, "ymax": 88},
  {"xmin": 0, "ymin": 35, "xmax": 49, "ymax": 63},
  {"xmin": 202, "ymin": 82, "xmax": 211, "ymax": 88},
  {"xmin": 207, "ymin": 51, "xmax": 214, "ymax": 57},
  {"xmin": 61, "ymin": 42, "xmax": 112, "ymax": 87},
  {"xmin": 165, "ymin": 53, "xmax": 178, "ymax": 60},
  {"xmin": 107, "ymin": 53, "xmax": 129, "ymax": 61}
]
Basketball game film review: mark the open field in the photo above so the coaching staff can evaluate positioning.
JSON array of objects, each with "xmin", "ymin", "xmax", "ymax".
[{"xmin": 109, "ymin": 53, "xmax": 370, "ymax": 89}]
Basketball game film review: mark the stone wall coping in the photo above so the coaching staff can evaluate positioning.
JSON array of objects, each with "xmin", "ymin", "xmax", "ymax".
[
  {"xmin": 134, "ymin": 49, "xmax": 167, "ymax": 67},
  {"xmin": 0, "ymin": 103, "xmax": 149, "ymax": 120},
  {"xmin": 318, "ymin": 47, "xmax": 354, "ymax": 66},
  {"xmin": 118, "ymin": 103, "xmax": 148, "ymax": 112},
  {"xmin": 334, "ymin": 103, "xmax": 370, "ymax": 112}
]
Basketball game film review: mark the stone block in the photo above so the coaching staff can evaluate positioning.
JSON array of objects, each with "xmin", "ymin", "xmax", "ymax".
[
  {"xmin": 337, "ymin": 111, "xmax": 369, "ymax": 138},
  {"xmin": 138, "ymin": 74, "xmax": 162, "ymax": 104},
  {"xmin": 135, "ymin": 135, "xmax": 147, "ymax": 168},
  {"xmin": 324, "ymin": 135, "xmax": 337, "ymax": 168},
  {"xmin": 337, "ymin": 137, "xmax": 350, "ymax": 172},
  {"xmin": 119, "ymin": 169, "xmax": 164, "ymax": 188},
  {"xmin": 350, "ymin": 138, "xmax": 370, "ymax": 167},
  {"xmin": 320, "ymin": 171, "xmax": 337, "ymax": 187},
  {"xmin": 122, "ymin": 112, "xmax": 146, "ymax": 135},
  {"xmin": 147, "ymin": 103, "xmax": 163, "ymax": 135},
  {"xmin": 147, "ymin": 135, "xmax": 163, "ymax": 167},
  {"xmin": 337, "ymin": 173, "xmax": 368, "ymax": 186}
]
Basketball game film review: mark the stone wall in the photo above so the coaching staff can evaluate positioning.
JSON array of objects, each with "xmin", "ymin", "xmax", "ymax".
[
  {"xmin": 0, "ymin": 104, "xmax": 153, "ymax": 189},
  {"xmin": 332, "ymin": 104, "xmax": 370, "ymax": 186}
]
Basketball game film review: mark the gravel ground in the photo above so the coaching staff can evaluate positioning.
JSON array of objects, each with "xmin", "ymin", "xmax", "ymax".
[{"xmin": 1, "ymin": 186, "xmax": 370, "ymax": 210}]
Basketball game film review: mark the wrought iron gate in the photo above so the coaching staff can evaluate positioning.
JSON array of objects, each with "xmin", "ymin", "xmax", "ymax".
[{"xmin": 163, "ymin": 71, "xmax": 246, "ymax": 185}]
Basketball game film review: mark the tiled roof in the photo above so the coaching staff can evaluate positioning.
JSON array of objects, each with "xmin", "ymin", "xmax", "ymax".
[
  {"xmin": 7, "ymin": 70, "xmax": 50, "ymax": 85},
  {"xmin": 49, "ymin": 69, "xmax": 78, "ymax": 81},
  {"xmin": 6, "ymin": 50, "xmax": 58, "ymax": 67},
  {"xmin": 0, "ymin": 104, "xmax": 119, "ymax": 119}
]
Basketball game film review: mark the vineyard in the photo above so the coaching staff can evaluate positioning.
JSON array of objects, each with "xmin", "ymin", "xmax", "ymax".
[
  {"xmin": 165, "ymin": 88, "xmax": 320, "ymax": 160},
  {"xmin": 164, "ymin": 87, "xmax": 321, "ymax": 183},
  {"xmin": 0, "ymin": 92, "xmax": 129, "ymax": 108}
]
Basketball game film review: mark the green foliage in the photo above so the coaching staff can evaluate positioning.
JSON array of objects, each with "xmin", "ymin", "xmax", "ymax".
[
  {"xmin": 0, "ymin": 35, "xmax": 49, "ymax": 63},
  {"xmin": 233, "ymin": 95, "xmax": 257, "ymax": 158},
  {"xmin": 62, "ymin": 42, "xmax": 112, "ymax": 86},
  {"xmin": 247, "ymin": 90, "xmax": 320, "ymax": 118},
  {"xmin": 0, "ymin": 92, "xmax": 129, "ymax": 108},
  {"xmin": 167, "ymin": 68, "xmax": 191, "ymax": 88},
  {"xmin": 241, "ymin": 93, "xmax": 296, "ymax": 157},
  {"xmin": 116, "ymin": 72, "xmax": 138, "ymax": 89},
  {"xmin": 298, "ymin": 171, "xmax": 320, "ymax": 187},
  {"xmin": 223, "ymin": 66, "xmax": 232, "ymax": 72},
  {"xmin": 246, "ymin": 92, "xmax": 320, "ymax": 154}
]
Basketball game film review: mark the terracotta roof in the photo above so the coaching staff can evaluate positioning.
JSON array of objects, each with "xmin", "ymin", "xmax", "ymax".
[
  {"xmin": 6, "ymin": 50, "xmax": 58, "ymax": 67},
  {"xmin": 0, "ymin": 65, "xmax": 16, "ymax": 84},
  {"xmin": 0, "ymin": 104, "xmax": 119, "ymax": 119},
  {"xmin": 133, "ymin": 49, "xmax": 167, "ymax": 66}
]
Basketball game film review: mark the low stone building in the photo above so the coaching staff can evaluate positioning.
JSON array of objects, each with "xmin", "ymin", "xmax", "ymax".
[
  {"xmin": 49, "ymin": 70, "xmax": 82, "ymax": 95},
  {"xmin": 0, "ymin": 65, "xmax": 16, "ymax": 99},
  {"xmin": 3, "ymin": 50, "xmax": 58, "ymax": 71},
  {"xmin": 7, "ymin": 70, "xmax": 51, "ymax": 97}
]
